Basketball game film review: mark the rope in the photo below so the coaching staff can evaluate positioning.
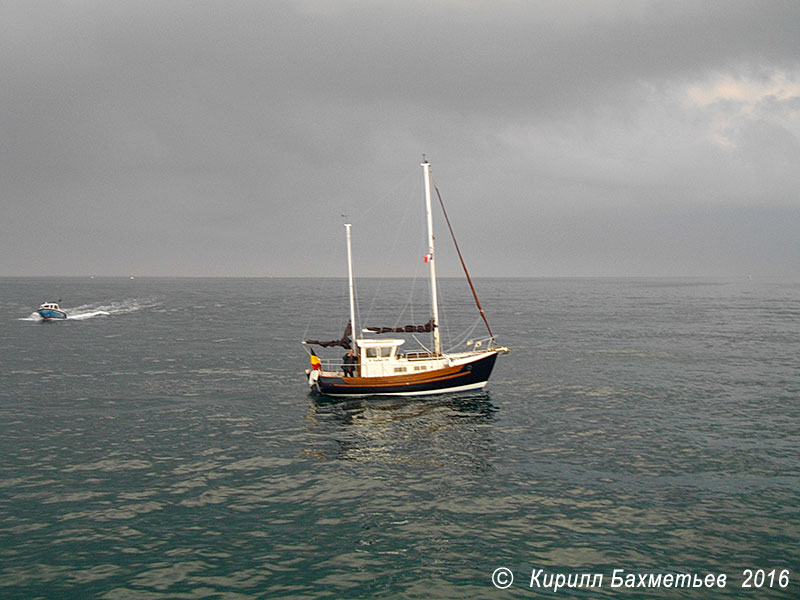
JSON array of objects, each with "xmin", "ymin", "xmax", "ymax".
[
  {"xmin": 302, "ymin": 275, "xmax": 331, "ymax": 341},
  {"xmin": 432, "ymin": 180, "xmax": 495, "ymax": 341}
]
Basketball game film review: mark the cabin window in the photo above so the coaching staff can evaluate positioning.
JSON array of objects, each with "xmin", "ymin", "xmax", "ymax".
[
  {"xmin": 414, "ymin": 366, "xmax": 427, "ymax": 371},
  {"xmin": 366, "ymin": 347, "xmax": 393, "ymax": 359},
  {"xmin": 394, "ymin": 367, "xmax": 407, "ymax": 373}
]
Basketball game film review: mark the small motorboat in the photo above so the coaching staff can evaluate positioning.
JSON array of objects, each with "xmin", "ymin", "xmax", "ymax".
[{"xmin": 38, "ymin": 301, "xmax": 67, "ymax": 321}]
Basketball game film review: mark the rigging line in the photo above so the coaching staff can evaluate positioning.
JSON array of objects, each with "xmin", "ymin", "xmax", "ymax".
[
  {"xmin": 445, "ymin": 317, "xmax": 483, "ymax": 353},
  {"xmin": 411, "ymin": 333, "xmax": 432, "ymax": 354},
  {"xmin": 398, "ymin": 235, "xmax": 426, "ymax": 330},
  {"xmin": 409, "ymin": 257, "xmax": 421, "ymax": 325},
  {"xmin": 357, "ymin": 170, "xmax": 419, "ymax": 328},
  {"xmin": 353, "ymin": 170, "xmax": 419, "ymax": 228},
  {"xmin": 435, "ymin": 276, "xmax": 450, "ymax": 346},
  {"xmin": 361, "ymin": 179, "xmax": 416, "ymax": 329},
  {"xmin": 353, "ymin": 274, "xmax": 361, "ymax": 343},
  {"xmin": 407, "ymin": 202, "xmax": 429, "ymax": 330},
  {"xmin": 302, "ymin": 274, "xmax": 332, "ymax": 340},
  {"xmin": 432, "ymin": 179, "xmax": 495, "ymax": 341}
]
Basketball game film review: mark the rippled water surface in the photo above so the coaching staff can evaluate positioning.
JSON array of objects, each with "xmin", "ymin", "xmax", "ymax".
[{"xmin": 1, "ymin": 277, "xmax": 798, "ymax": 599}]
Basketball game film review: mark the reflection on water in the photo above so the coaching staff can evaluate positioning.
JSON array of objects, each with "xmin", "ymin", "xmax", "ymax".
[
  {"xmin": 303, "ymin": 393, "xmax": 498, "ymax": 470},
  {"xmin": 309, "ymin": 391, "xmax": 497, "ymax": 420}
]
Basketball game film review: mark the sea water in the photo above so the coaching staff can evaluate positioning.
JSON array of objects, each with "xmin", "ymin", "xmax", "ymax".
[{"xmin": 1, "ymin": 276, "xmax": 798, "ymax": 599}]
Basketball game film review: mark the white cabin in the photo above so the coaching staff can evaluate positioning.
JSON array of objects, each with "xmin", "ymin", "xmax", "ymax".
[
  {"xmin": 355, "ymin": 338, "xmax": 461, "ymax": 377},
  {"xmin": 356, "ymin": 338, "xmax": 405, "ymax": 377}
]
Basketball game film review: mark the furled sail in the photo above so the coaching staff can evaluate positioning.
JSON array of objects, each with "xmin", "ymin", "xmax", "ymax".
[
  {"xmin": 364, "ymin": 318, "xmax": 434, "ymax": 334},
  {"xmin": 305, "ymin": 322, "xmax": 352, "ymax": 349}
]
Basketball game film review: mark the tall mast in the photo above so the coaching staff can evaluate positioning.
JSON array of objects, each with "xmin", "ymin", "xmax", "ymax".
[
  {"xmin": 345, "ymin": 223, "xmax": 357, "ymax": 352},
  {"xmin": 422, "ymin": 158, "xmax": 441, "ymax": 355}
]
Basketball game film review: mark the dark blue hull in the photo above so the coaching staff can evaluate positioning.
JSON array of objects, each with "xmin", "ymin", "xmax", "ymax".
[{"xmin": 311, "ymin": 351, "xmax": 499, "ymax": 397}]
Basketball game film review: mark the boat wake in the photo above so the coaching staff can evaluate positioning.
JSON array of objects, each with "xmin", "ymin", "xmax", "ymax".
[{"xmin": 21, "ymin": 298, "xmax": 156, "ymax": 322}]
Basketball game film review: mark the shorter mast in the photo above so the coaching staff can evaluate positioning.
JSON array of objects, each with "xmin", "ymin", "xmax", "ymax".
[
  {"xmin": 422, "ymin": 159, "xmax": 441, "ymax": 355},
  {"xmin": 345, "ymin": 223, "xmax": 357, "ymax": 352}
]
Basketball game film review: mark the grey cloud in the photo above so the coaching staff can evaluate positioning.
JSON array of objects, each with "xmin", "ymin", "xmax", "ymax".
[{"xmin": 1, "ymin": 1, "xmax": 798, "ymax": 276}]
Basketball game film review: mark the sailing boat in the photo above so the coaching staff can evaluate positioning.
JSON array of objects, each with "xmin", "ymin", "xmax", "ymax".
[{"xmin": 303, "ymin": 158, "xmax": 508, "ymax": 397}]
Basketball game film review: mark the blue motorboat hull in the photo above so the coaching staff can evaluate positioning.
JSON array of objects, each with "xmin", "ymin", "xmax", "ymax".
[{"xmin": 38, "ymin": 308, "xmax": 67, "ymax": 321}]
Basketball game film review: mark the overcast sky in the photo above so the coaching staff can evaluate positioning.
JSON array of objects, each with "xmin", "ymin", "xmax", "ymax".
[{"xmin": 2, "ymin": 0, "xmax": 798, "ymax": 277}]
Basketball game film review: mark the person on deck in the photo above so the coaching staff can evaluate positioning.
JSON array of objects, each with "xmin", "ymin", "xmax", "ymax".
[{"xmin": 342, "ymin": 349, "xmax": 357, "ymax": 377}]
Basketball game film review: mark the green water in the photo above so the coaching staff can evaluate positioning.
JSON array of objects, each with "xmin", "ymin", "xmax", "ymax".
[{"xmin": 1, "ymin": 277, "xmax": 798, "ymax": 598}]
